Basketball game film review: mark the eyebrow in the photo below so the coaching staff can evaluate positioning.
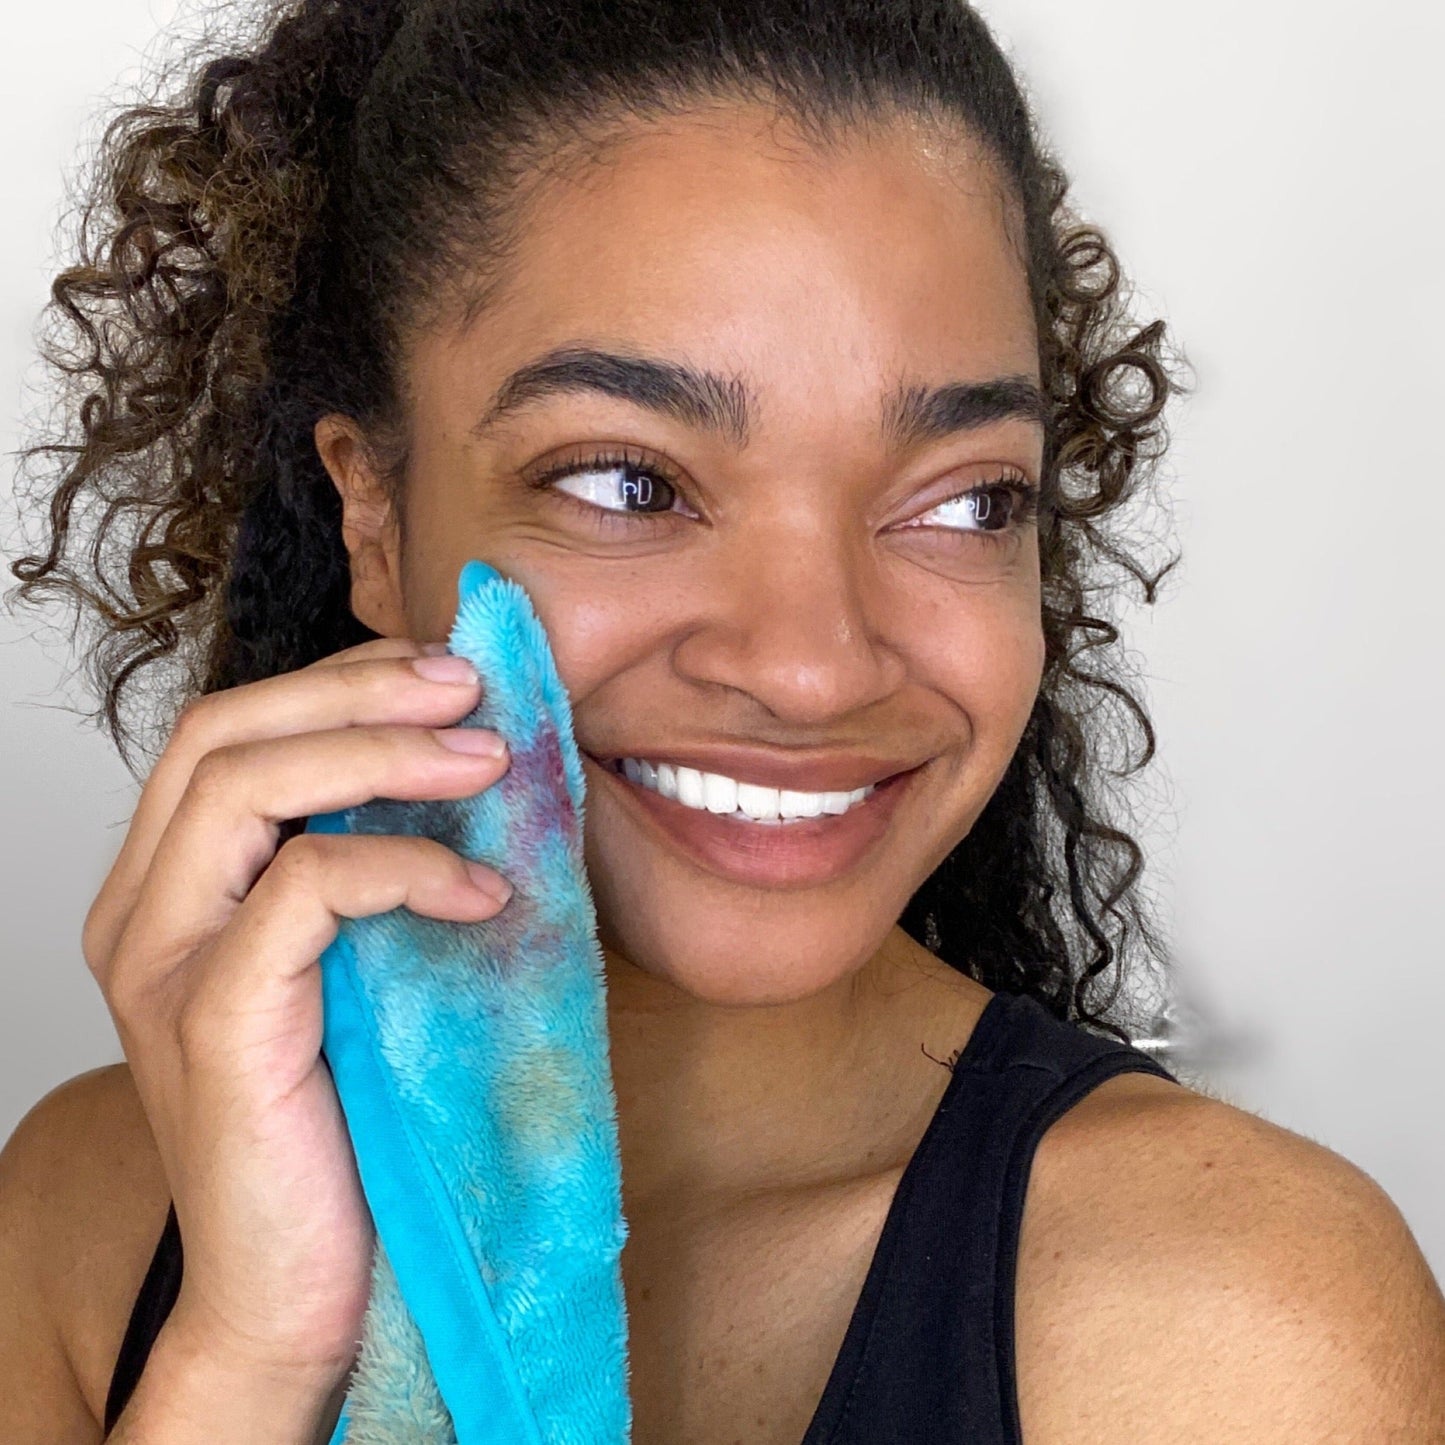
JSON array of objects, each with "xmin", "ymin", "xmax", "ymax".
[
  {"xmin": 880, "ymin": 373, "xmax": 1048, "ymax": 450},
  {"xmin": 470, "ymin": 343, "xmax": 1048, "ymax": 450},
  {"xmin": 473, "ymin": 345, "xmax": 751, "ymax": 447}
]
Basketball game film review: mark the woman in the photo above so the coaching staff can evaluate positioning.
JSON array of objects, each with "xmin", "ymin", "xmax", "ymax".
[{"xmin": 2, "ymin": 0, "xmax": 1441, "ymax": 1440}]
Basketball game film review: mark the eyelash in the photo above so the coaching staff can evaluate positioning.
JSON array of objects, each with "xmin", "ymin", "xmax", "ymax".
[{"xmin": 523, "ymin": 445, "xmax": 1041, "ymax": 542}]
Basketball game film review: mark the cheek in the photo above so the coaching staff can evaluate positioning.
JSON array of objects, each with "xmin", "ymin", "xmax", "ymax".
[
  {"xmin": 914, "ymin": 592, "xmax": 1044, "ymax": 738},
  {"xmin": 499, "ymin": 563, "xmax": 656, "ymax": 700}
]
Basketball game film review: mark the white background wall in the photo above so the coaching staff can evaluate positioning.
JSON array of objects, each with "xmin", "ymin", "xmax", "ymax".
[{"xmin": 3, "ymin": 0, "xmax": 1441, "ymax": 1279}]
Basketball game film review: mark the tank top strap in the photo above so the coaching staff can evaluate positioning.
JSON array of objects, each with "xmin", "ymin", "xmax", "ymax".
[
  {"xmin": 103, "ymin": 1201, "xmax": 182, "ymax": 1438},
  {"xmin": 808, "ymin": 987, "xmax": 1177, "ymax": 1445}
]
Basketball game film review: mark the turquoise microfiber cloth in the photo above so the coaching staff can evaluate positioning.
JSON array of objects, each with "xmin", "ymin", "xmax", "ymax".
[{"xmin": 304, "ymin": 558, "xmax": 631, "ymax": 1444}]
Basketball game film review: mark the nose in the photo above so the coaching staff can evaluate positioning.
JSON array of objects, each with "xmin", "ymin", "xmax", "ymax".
[{"xmin": 670, "ymin": 520, "xmax": 906, "ymax": 726}]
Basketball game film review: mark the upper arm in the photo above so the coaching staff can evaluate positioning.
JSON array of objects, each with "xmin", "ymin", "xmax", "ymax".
[
  {"xmin": 0, "ymin": 1074, "xmax": 111, "ymax": 1441},
  {"xmin": 0, "ymin": 1065, "xmax": 168, "ymax": 1443},
  {"xmin": 1017, "ymin": 1083, "xmax": 1445, "ymax": 1443},
  {"xmin": 1189, "ymin": 1146, "xmax": 1445, "ymax": 1438}
]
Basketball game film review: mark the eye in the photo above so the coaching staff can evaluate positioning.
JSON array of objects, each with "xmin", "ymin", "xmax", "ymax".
[
  {"xmin": 905, "ymin": 475, "xmax": 1040, "ymax": 541},
  {"xmin": 523, "ymin": 446, "xmax": 692, "ymax": 529},
  {"xmin": 521, "ymin": 450, "xmax": 1041, "ymax": 544}
]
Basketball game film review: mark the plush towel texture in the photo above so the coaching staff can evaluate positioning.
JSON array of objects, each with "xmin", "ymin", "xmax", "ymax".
[{"xmin": 305, "ymin": 558, "xmax": 631, "ymax": 1444}]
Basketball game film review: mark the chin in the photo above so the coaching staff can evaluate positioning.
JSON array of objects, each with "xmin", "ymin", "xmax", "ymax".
[
  {"xmin": 592, "ymin": 877, "xmax": 890, "ymax": 1009},
  {"xmin": 576, "ymin": 746, "xmax": 940, "ymax": 1007}
]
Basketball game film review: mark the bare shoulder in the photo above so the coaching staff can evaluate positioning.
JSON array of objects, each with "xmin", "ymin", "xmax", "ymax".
[
  {"xmin": 1014, "ymin": 1068, "xmax": 1445, "ymax": 1443},
  {"xmin": 0, "ymin": 1063, "xmax": 171, "ymax": 1436}
]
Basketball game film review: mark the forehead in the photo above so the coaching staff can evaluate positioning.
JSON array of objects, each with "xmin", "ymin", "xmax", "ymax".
[{"xmin": 415, "ymin": 102, "xmax": 1038, "ymax": 430}]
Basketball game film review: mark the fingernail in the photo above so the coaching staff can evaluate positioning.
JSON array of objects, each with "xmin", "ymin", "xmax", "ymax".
[
  {"xmin": 434, "ymin": 727, "xmax": 507, "ymax": 756},
  {"xmin": 419, "ymin": 641, "xmax": 450, "ymax": 656},
  {"xmin": 412, "ymin": 655, "xmax": 479, "ymax": 685},
  {"xmin": 466, "ymin": 862, "xmax": 513, "ymax": 904}
]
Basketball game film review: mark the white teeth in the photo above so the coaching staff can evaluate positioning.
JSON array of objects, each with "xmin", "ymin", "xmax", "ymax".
[
  {"xmin": 736, "ymin": 781, "xmax": 780, "ymax": 821},
  {"xmin": 779, "ymin": 789, "xmax": 824, "ymax": 819},
  {"xmin": 702, "ymin": 772, "xmax": 738, "ymax": 814},
  {"xmin": 676, "ymin": 765, "xmax": 705, "ymax": 810},
  {"xmin": 611, "ymin": 758, "xmax": 875, "ymax": 822}
]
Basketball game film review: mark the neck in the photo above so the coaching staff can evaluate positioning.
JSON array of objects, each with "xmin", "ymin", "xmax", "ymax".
[{"xmin": 603, "ymin": 927, "xmax": 987, "ymax": 1214}]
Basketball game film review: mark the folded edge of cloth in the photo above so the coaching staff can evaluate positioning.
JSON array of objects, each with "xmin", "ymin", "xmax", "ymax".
[{"xmin": 305, "ymin": 558, "xmax": 631, "ymax": 1444}]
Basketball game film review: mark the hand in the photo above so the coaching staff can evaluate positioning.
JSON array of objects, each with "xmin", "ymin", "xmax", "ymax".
[{"xmin": 83, "ymin": 638, "xmax": 512, "ymax": 1378}]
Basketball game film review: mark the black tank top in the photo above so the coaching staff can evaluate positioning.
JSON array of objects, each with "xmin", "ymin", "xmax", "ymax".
[{"xmin": 103, "ymin": 988, "xmax": 1177, "ymax": 1441}]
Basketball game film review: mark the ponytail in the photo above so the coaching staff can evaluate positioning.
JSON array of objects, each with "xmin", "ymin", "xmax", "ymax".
[
  {"xmin": 200, "ymin": 0, "xmax": 415, "ymax": 698},
  {"xmin": 10, "ymin": 0, "xmax": 408, "ymax": 772}
]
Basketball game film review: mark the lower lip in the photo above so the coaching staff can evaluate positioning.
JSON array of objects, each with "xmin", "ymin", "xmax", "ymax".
[{"xmin": 583, "ymin": 757, "xmax": 923, "ymax": 889}]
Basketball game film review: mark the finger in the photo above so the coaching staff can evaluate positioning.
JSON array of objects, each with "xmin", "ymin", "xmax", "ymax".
[
  {"xmin": 163, "ymin": 831, "xmax": 510, "ymax": 1076},
  {"xmin": 83, "ymin": 651, "xmax": 486, "ymax": 973},
  {"xmin": 302, "ymin": 636, "xmax": 444, "ymax": 671},
  {"xmin": 94, "ymin": 716, "xmax": 508, "ymax": 997}
]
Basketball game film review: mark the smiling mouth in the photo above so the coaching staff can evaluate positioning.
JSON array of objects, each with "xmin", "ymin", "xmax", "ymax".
[
  {"xmin": 580, "ymin": 746, "xmax": 916, "ymax": 794},
  {"xmin": 587, "ymin": 753, "xmax": 913, "ymax": 821},
  {"xmin": 581, "ymin": 751, "xmax": 925, "ymax": 889}
]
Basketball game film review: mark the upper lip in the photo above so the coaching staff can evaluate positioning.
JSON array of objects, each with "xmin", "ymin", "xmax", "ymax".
[{"xmin": 582, "ymin": 745, "xmax": 923, "ymax": 794}]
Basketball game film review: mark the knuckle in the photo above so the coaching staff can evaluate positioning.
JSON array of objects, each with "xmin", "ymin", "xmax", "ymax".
[
  {"xmin": 327, "ymin": 655, "xmax": 375, "ymax": 695},
  {"xmin": 173, "ymin": 986, "xmax": 224, "ymax": 1057},
  {"xmin": 102, "ymin": 961, "xmax": 138, "ymax": 1021},
  {"xmin": 169, "ymin": 693, "xmax": 221, "ymax": 747},
  {"xmin": 104, "ymin": 947, "xmax": 165, "ymax": 1029},
  {"xmin": 81, "ymin": 897, "xmax": 114, "ymax": 977},
  {"xmin": 367, "ymin": 722, "xmax": 422, "ymax": 763},
  {"xmin": 265, "ymin": 832, "xmax": 328, "ymax": 891},
  {"xmin": 183, "ymin": 743, "xmax": 246, "ymax": 809}
]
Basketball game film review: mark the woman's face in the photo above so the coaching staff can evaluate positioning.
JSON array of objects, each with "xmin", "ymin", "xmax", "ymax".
[{"xmin": 329, "ymin": 102, "xmax": 1046, "ymax": 1007}]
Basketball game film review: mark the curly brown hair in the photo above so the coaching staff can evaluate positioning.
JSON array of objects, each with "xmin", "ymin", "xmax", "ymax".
[{"xmin": 6, "ymin": 0, "xmax": 1190, "ymax": 1046}]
